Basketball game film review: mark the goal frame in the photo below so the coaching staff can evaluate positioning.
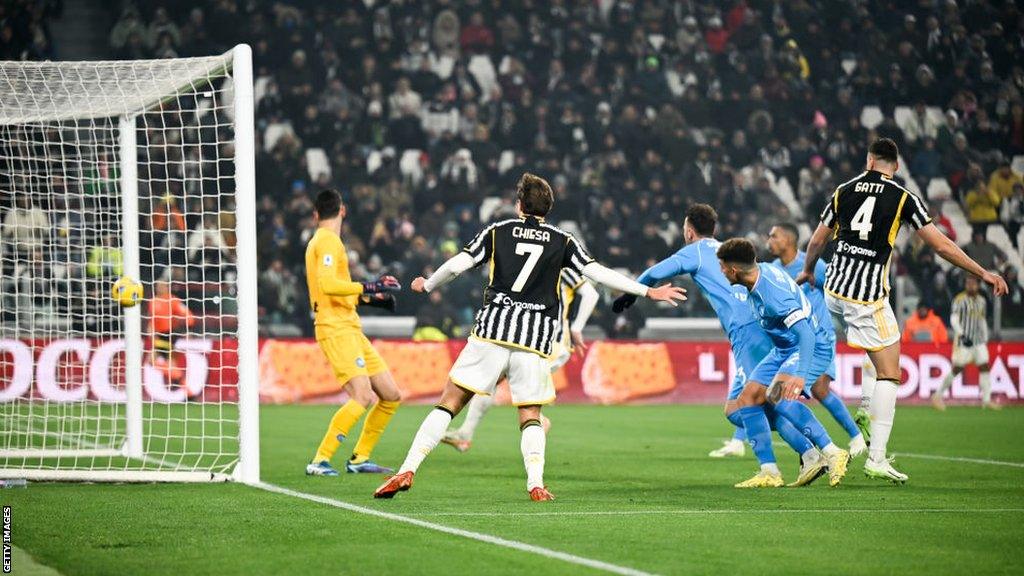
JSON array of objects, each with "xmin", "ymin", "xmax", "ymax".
[{"xmin": 0, "ymin": 44, "xmax": 260, "ymax": 484}]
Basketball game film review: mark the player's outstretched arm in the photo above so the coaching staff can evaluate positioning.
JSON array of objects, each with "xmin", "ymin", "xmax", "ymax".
[
  {"xmin": 413, "ymin": 251, "xmax": 476, "ymax": 293},
  {"xmin": 582, "ymin": 262, "xmax": 686, "ymax": 306},
  {"xmin": 613, "ymin": 252, "xmax": 688, "ymax": 313},
  {"xmin": 916, "ymin": 224, "xmax": 1009, "ymax": 296},
  {"xmin": 796, "ymin": 223, "xmax": 833, "ymax": 286}
]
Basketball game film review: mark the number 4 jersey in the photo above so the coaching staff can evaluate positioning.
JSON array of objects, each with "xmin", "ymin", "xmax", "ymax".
[
  {"xmin": 462, "ymin": 216, "xmax": 595, "ymax": 357},
  {"xmin": 819, "ymin": 170, "xmax": 931, "ymax": 303}
]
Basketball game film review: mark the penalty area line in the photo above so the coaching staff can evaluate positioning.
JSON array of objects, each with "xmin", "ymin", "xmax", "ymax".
[{"xmin": 251, "ymin": 482, "xmax": 657, "ymax": 576}]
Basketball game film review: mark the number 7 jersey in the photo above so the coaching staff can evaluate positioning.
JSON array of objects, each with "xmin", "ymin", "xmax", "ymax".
[
  {"xmin": 819, "ymin": 169, "xmax": 931, "ymax": 303},
  {"xmin": 463, "ymin": 215, "xmax": 595, "ymax": 357}
]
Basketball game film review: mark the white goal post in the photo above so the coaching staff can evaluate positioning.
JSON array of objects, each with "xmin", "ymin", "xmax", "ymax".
[{"xmin": 0, "ymin": 45, "xmax": 259, "ymax": 483}]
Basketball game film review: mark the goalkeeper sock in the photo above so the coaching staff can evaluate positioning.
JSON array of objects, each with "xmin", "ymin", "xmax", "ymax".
[
  {"xmin": 820, "ymin": 392, "xmax": 861, "ymax": 439},
  {"xmin": 520, "ymin": 420, "xmax": 546, "ymax": 491},
  {"xmin": 764, "ymin": 403, "xmax": 813, "ymax": 455},
  {"xmin": 398, "ymin": 407, "xmax": 452, "ymax": 474},
  {"xmin": 738, "ymin": 406, "xmax": 776, "ymax": 466},
  {"xmin": 868, "ymin": 379, "xmax": 899, "ymax": 462},
  {"xmin": 773, "ymin": 399, "xmax": 834, "ymax": 450},
  {"xmin": 314, "ymin": 400, "xmax": 367, "ymax": 463},
  {"xmin": 731, "ymin": 425, "xmax": 746, "ymax": 442},
  {"xmin": 351, "ymin": 399, "xmax": 400, "ymax": 463},
  {"xmin": 457, "ymin": 394, "xmax": 493, "ymax": 439},
  {"xmin": 860, "ymin": 360, "xmax": 876, "ymax": 412},
  {"xmin": 980, "ymin": 371, "xmax": 992, "ymax": 404}
]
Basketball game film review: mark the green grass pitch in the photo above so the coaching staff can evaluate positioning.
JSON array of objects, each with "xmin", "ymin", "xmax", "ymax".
[{"xmin": 5, "ymin": 404, "xmax": 1023, "ymax": 575}]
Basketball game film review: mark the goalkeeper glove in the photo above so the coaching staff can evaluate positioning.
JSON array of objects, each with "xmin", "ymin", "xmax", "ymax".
[
  {"xmin": 960, "ymin": 336, "xmax": 973, "ymax": 347},
  {"xmin": 612, "ymin": 293, "xmax": 638, "ymax": 314},
  {"xmin": 361, "ymin": 275, "xmax": 401, "ymax": 294},
  {"xmin": 360, "ymin": 293, "xmax": 397, "ymax": 313}
]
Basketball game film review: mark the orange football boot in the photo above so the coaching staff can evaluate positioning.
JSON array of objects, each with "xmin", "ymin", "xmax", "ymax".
[
  {"xmin": 529, "ymin": 486, "xmax": 555, "ymax": 501},
  {"xmin": 373, "ymin": 471, "xmax": 414, "ymax": 499}
]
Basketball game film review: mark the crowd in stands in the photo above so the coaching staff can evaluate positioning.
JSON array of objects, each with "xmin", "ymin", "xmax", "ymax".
[
  {"xmin": 0, "ymin": 0, "xmax": 59, "ymax": 61},
  {"xmin": 4, "ymin": 0, "xmax": 1024, "ymax": 337}
]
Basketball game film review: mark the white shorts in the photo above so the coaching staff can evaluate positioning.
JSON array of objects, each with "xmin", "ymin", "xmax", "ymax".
[
  {"xmin": 449, "ymin": 338, "xmax": 556, "ymax": 406},
  {"xmin": 952, "ymin": 343, "xmax": 989, "ymax": 367},
  {"xmin": 826, "ymin": 294, "xmax": 900, "ymax": 351}
]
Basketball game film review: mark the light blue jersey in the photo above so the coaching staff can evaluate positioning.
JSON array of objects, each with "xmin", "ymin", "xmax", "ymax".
[
  {"xmin": 746, "ymin": 263, "xmax": 834, "ymax": 387},
  {"xmin": 637, "ymin": 238, "xmax": 756, "ymax": 337},
  {"xmin": 771, "ymin": 251, "xmax": 837, "ymax": 381},
  {"xmin": 771, "ymin": 251, "xmax": 833, "ymax": 338},
  {"xmin": 637, "ymin": 238, "xmax": 772, "ymax": 399}
]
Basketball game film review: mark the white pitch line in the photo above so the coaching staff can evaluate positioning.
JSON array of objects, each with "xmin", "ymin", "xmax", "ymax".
[
  {"xmin": 407, "ymin": 508, "xmax": 1024, "ymax": 518},
  {"xmin": 252, "ymin": 482, "xmax": 657, "ymax": 576},
  {"xmin": 765, "ymin": 440, "xmax": 1024, "ymax": 469},
  {"xmin": 893, "ymin": 452, "xmax": 1024, "ymax": 468}
]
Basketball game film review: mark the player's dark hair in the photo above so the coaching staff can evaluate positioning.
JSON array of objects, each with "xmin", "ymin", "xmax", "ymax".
[
  {"xmin": 868, "ymin": 138, "xmax": 899, "ymax": 163},
  {"xmin": 315, "ymin": 188, "xmax": 343, "ymax": 219},
  {"xmin": 716, "ymin": 238, "xmax": 757, "ymax": 266},
  {"xmin": 775, "ymin": 222, "xmax": 800, "ymax": 243},
  {"xmin": 685, "ymin": 203, "xmax": 717, "ymax": 236},
  {"xmin": 516, "ymin": 173, "xmax": 554, "ymax": 216}
]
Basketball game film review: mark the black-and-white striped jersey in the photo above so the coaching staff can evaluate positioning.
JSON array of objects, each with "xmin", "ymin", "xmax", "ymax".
[
  {"xmin": 463, "ymin": 216, "xmax": 595, "ymax": 356},
  {"xmin": 951, "ymin": 291, "xmax": 988, "ymax": 344},
  {"xmin": 819, "ymin": 170, "xmax": 931, "ymax": 303}
]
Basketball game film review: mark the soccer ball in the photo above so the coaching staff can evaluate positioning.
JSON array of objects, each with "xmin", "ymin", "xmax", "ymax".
[{"xmin": 111, "ymin": 276, "xmax": 144, "ymax": 308}]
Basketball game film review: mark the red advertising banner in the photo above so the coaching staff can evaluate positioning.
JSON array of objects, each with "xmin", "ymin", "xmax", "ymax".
[
  {"xmin": 0, "ymin": 338, "xmax": 238, "ymax": 403},
  {"xmin": 256, "ymin": 339, "xmax": 1024, "ymax": 405},
  {"xmin": 3, "ymin": 338, "xmax": 1022, "ymax": 405}
]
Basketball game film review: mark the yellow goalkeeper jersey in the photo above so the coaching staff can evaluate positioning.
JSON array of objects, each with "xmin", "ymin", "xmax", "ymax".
[{"xmin": 305, "ymin": 227, "xmax": 365, "ymax": 340}]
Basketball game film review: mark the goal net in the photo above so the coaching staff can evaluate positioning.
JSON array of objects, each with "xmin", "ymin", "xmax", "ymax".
[{"xmin": 0, "ymin": 45, "xmax": 259, "ymax": 482}]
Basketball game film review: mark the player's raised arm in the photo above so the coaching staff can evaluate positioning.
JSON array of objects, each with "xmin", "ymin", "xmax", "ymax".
[
  {"xmin": 797, "ymin": 223, "xmax": 834, "ymax": 287},
  {"xmin": 414, "ymin": 251, "xmax": 476, "ymax": 293},
  {"xmin": 612, "ymin": 249, "xmax": 694, "ymax": 312},
  {"xmin": 797, "ymin": 187, "xmax": 839, "ymax": 286},
  {"xmin": 916, "ymin": 224, "xmax": 1009, "ymax": 296},
  {"xmin": 414, "ymin": 221, "xmax": 499, "ymax": 293},
  {"xmin": 581, "ymin": 260, "xmax": 686, "ymax": 305}
]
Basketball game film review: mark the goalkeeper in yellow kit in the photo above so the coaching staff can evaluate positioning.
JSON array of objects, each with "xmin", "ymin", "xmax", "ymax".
[{"xmin": 304, "ymin": 188, "xmax": 403, "ymax": 476}]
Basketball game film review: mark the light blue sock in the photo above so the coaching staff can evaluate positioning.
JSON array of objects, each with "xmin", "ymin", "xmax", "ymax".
[
  {"xmin": 764, "ymin": 404, "xmax": 813, "ymax": 454},
  {"xmin": 773, "ymin": 399, "xmax": 834, "ymax": 450},
  {"xmin": 820, "ymin": 392, "xmax": 861, "ymax": 439},
  {"xmin": 726, "ymin": 411, "xmax": 746, "ymax": 442},
  {"xmin": 738, "ymin": 406, "xmax": 776, "ymax": 465}
]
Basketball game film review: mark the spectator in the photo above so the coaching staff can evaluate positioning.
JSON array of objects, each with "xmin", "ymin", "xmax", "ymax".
[
  {"xmin": 86, "ymin": 234, "xmax": 123, "ymax": 279},
  {"xmin": 1001, "ymin": 267, "xmax": 1024, "ymax": 328},
  {"xmin": 902, "ymin": 303, "xmax": 949, "ymax": 343},
  {"xmin": 2, "ymin": 195, "xmax": 48, "ymax": 257},
  {"xmin": 929, "ymin": 201, "xmax": 957, "ymax": 243},
  {"xmin": 964, "ymin": 181, "xmax": 1001, "ymax": 236},
  {"xmin": 797, "ymin": 155, "xmax": 834, "ymax": 219},
  {"xmin": 962, "ymin": 231, "xmax": 1007, "ymax": 272},
  {"xmin": 413, "ymin": 290, "xmax": 459, "ymax": 341},
  {"xmin": 902, "ymin": 101, "xmax": 940, "ymax": 143},
  {"xmin": 186, "ymin": 214, "xmax": 233, "ymax": 281},
  {"xmin": 388, "ymin": 77, "xmax": 422, "ymax": 121},
  {"xmin": 988, "ymin": 162, "xmax": 1023, "ymax": 202},
  {"xmin": 1002, "ymin": 183, "xmax": 1024, "ymax": 251},
  {"xmin": 259, "ymin": 259, "xmax": 300, "ymax": 324},
  {"xmin": 109, "ymin": 7, "xmax": 145, "ymax": 51}
]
